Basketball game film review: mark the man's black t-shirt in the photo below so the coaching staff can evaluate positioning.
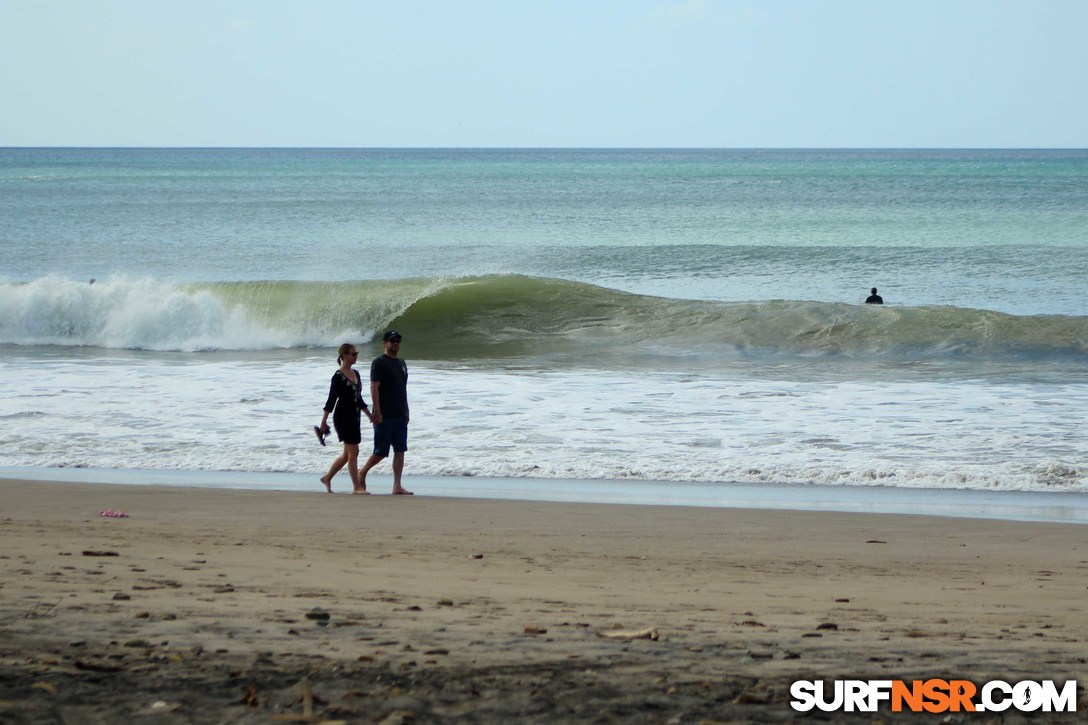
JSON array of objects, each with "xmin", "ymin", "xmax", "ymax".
[{"xmin": 370, "ymin": 354, "xmax": 408, "ymax": 419}]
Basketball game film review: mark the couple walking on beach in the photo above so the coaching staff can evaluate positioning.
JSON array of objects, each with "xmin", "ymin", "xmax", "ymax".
[{"xmin": 317, "ymin": 331, "xmax": 413, "ymax": 495}]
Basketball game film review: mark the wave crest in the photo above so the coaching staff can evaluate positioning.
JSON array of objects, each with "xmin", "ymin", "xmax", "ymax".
[{"xmin": 2, "ymin": 275, "xmax": 1086, "ymax": 361}]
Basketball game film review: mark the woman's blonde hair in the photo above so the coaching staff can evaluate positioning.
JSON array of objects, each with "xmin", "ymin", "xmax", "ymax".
[{"xmin": 337, "ymin": 343, "xmax": 357, "ymax": 364}]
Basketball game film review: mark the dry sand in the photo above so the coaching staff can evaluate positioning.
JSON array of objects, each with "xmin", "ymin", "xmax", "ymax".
[{"xmin": 1, "ymin": 478, "xmax": 1085, "ymax": 723}]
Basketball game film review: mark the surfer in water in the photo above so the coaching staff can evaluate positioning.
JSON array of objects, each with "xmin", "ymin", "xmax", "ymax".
[
  {"xmin": 317, "ymin": 343, "xmax": 373, "ymax": 494},
  {"xmin": 865, "ymin": 287, "xmax": 884, "ymax": 304}
]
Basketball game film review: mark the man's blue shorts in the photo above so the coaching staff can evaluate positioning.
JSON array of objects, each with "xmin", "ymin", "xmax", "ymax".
[{"xmin": 372, "ymin": 417, "xmax": 408, "ymax": 457}]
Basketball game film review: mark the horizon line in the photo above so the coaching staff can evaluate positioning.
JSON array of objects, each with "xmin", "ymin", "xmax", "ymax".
[{"xmin": 3, "ymin": 145, "xmax": 1086, "ymax": 151}]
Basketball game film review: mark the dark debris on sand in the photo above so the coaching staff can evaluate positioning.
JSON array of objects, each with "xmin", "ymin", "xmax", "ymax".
[{"xmin": 0, "ymin": 642, "xmax": 1066, "ymax": 724}]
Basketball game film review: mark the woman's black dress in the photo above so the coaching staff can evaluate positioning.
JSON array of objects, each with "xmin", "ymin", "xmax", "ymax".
[{"xmin": 323, "ymin": 369, "xmax": 367, "ymax": 444}]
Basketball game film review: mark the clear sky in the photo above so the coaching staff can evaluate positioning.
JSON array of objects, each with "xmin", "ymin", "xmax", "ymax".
[{"xmin": 2, "ymin": 0, "xmax": 1085, "ymax": 148}]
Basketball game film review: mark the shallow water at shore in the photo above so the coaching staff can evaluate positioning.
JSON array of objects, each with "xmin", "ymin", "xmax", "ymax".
[
  {"xmin": 6, "ymin": 468, "xmax": 1088, "ymax": 524},
  {"xmin": 2, "ymin": 346, "xmax": 1085, "ymax": 494}
]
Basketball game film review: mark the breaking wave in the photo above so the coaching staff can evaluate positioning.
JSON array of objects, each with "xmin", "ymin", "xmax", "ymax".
[{"xmin": 2, "ymin": 275, "xmax": 1086, "ymax": 363}]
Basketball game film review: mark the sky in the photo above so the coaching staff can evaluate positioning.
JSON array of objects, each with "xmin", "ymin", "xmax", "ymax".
[{"xmin": 1, "ymin": 0, "xmax": 1085, "ymax": 148}]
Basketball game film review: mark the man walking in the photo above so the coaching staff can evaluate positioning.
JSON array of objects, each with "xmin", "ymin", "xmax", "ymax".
[{"xmin": 359, "ymin": 330, "xmax": 414, "ymax": 495}]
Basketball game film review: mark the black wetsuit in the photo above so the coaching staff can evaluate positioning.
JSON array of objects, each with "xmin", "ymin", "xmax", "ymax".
[{"xmin": 323, "ymin": 369, "xmax": 368, "ymax": 444}]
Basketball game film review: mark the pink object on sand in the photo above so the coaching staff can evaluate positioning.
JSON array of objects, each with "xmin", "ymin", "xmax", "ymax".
[{"xmin": 99, "ymin": 509, "xmax": 129, "ymax": 518}]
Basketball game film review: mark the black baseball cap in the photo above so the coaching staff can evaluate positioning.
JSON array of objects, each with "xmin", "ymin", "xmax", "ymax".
[{"xmin": 382, "ymin": 330, "xmax": 402, "ymax": 342}]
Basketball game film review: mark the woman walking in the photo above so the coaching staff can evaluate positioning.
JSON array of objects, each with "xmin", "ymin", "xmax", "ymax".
[{"xmin": 317, "ymin": 343, "xmax": 373, "ymax": 494}]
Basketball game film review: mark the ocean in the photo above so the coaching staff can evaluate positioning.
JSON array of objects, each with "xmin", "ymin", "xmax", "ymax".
[{"xmin": 1, "ymin": 148, "xmax": 1086, "ymax": 504}]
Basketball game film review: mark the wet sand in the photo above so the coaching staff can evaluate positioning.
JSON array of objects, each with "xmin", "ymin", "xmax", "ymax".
[{"xmin": 1, "ymin": 478, "xmax": 1085, "ymax": 723}]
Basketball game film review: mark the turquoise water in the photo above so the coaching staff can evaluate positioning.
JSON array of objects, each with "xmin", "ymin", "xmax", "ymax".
[
  {"xmin": 1, "ymin": 149, "xmax": 1085, "ymax": 496},
  {"xmin": 3, "ymin": 148, "xmax": 1087, "ymax": 313}
]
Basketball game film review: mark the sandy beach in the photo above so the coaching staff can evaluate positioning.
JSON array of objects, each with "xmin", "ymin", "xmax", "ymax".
[{"xmin": 2, "ymin": 478, "xmax": 1085, "ymax": 723}]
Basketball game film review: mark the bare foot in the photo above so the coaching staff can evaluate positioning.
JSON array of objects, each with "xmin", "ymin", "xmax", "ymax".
[
  {"xmin": 320, "ymin": 476, "xmax": 333, "ymax": 493},
  {"xmin": 392, "ymin": 487, "xmax": 414, "ymax": 495},
  {"xmin": 352, "ymin": 488, "xmax": 371, "ymax": 495}
]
